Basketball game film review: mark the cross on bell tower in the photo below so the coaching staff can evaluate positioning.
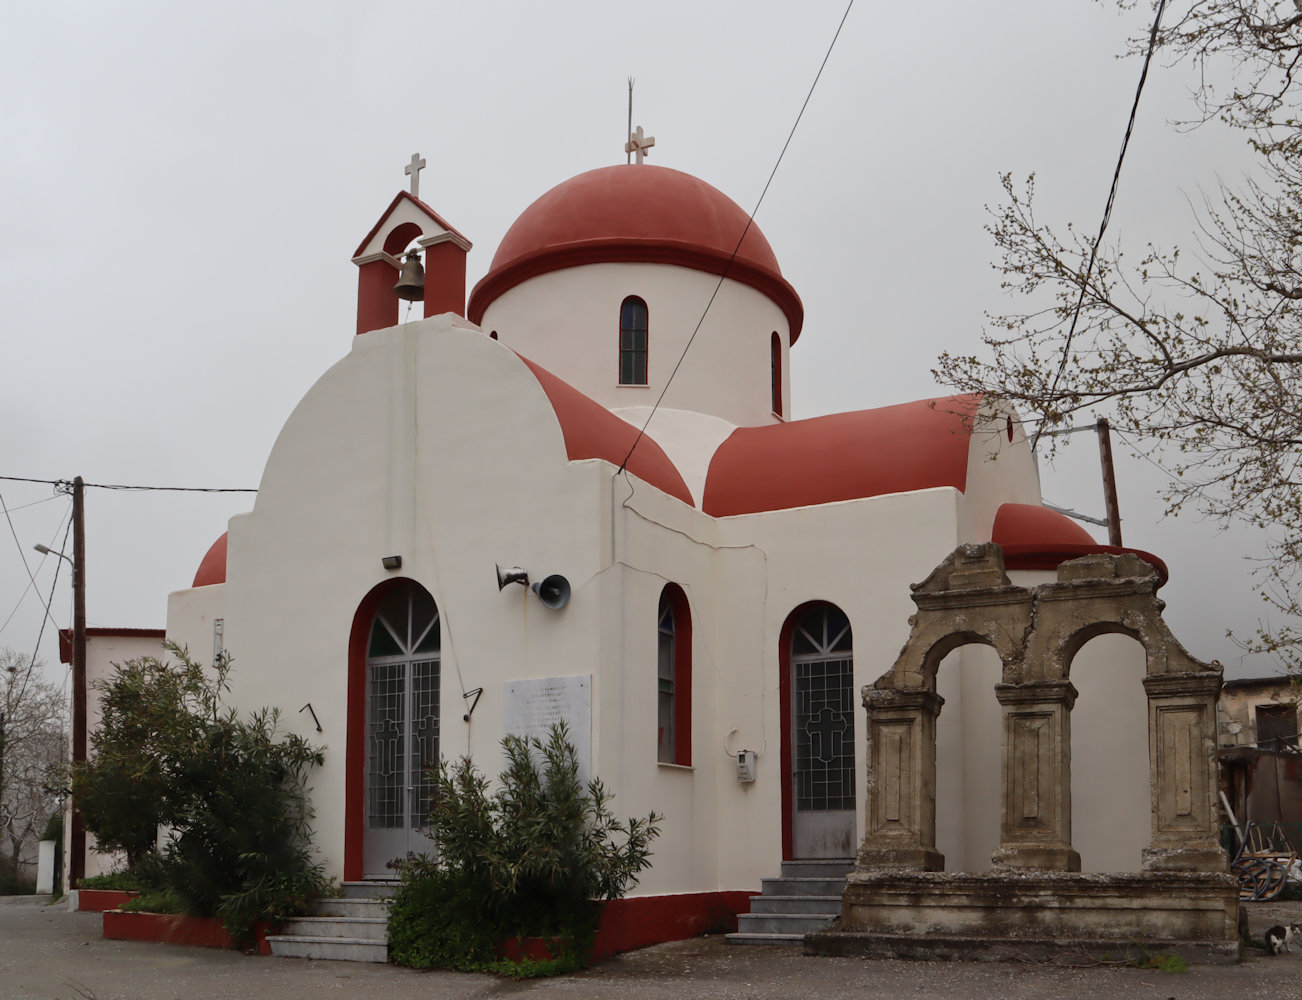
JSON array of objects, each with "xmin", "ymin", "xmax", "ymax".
[{"xmin": 405, "ymin": 152, "xmax": 426, "ymax": 197}]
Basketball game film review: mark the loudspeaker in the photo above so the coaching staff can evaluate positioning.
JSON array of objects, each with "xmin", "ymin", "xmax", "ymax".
[
  {"xmin": 496, "ymin": 564, "xmax": 528, "ymax": 590},
  {"xmin": 531, "ymin": 574, "xmax": 571, "ymax": 610}
]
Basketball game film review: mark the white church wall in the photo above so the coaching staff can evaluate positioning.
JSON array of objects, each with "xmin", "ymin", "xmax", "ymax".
[
  {"xmin": 935, "ymin": 644, "xmax": 1003, "ymax": 872},
  {"xmin": 200, "ymin": 317, "xmax": 715, "ymax": 886},
  {"xmin": 480, "ymin": 263, "xmax": 790, "ymax": 427},
  {"xmin": 956, "ymin": 403, "xmax": 1042, "ymax": 543},
  {"xmin": 165, "ymin": 582, "xmax": 226, "ymax": 671}
]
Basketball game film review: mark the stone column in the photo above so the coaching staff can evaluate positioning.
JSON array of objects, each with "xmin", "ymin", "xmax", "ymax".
[
  {"xmin": 856, "ymin": 687, "xmax": 945, "ymax": 871},
  {"xmin": 992, "ymin": 680, "xmax": 1081, "ymax": 872},
  {"xmin": 1142, "ymin": 672, "xmax": 1227, "ymax": 873}
]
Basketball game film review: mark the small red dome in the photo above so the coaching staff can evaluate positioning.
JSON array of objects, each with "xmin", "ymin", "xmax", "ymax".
[
  {"xmin": 992, "ymin": 503, "xmax": 1168, "ymax": 583},
  {"xmin": 192, "ymin": 532, "xmax": 227, "ymax": 587},
  {"xmin": 467, "ymin": 165, "xmax": 804, "ymax": 341}
]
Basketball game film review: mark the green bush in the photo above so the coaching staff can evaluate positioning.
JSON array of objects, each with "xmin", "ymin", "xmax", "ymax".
[
  {"xmin": 388, "ymin": 723, "xmax": 661, "ymax": 975},
  {"xmin": 71, "ymin": 645, "xmax": 331, "ymax": 944}
]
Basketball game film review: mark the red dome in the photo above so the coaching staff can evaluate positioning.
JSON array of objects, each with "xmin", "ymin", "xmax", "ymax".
[
  {"xmin": 992, "ymin": 503, "xmax": 1168, "ymax": 583},
  {"xmin": 192, "ymin": 532, "xmax": 227, "ymax": 587},
  {"xmin": 467, "ymin": 165, "xmax": 804, "ymax": 341}
]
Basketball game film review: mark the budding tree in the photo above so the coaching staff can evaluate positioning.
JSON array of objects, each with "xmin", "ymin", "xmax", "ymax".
[
  {"xmin": 0, "ymin": 648, "xmax": 67, "ymax": 889},
  {"xmin": 936, "ymin": 1, "xmax": 1302, "ymax": 669}
]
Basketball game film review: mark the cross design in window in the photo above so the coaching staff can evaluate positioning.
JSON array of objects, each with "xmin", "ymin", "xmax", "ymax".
[{"xmin": 805, "ymin": 706, "xmax": 848, "ymax": 765}]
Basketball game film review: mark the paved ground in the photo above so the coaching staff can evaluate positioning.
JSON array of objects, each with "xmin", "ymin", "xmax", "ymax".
[{"xmin": 3, "ymin": 895, "xmax": 1302, "ymax": 1000}]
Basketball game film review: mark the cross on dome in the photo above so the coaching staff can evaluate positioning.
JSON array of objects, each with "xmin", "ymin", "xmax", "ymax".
[
  {"xmin": 405, "ymin": 153, "xmax": 426, "ymax": 197},
  {"xmin": 625, "ymin": 126, "xmax": 655, "ymax": 165}
]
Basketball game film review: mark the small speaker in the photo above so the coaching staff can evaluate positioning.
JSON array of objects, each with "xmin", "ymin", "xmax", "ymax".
[
  {"xmin": 531, "ymin": 574, "xmax": 571, "ymax": 610},
  {"xmin": 496, "ymin": 564, "xmax": 529, "ymax": 590}
]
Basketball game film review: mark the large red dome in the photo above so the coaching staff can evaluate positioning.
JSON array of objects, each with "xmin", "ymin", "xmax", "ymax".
[{"xmin": 467, "ymin": 165, "xmax": 804, "ymax": 341}]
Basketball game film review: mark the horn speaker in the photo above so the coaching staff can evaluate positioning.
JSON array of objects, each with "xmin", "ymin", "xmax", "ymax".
[{"xmin": 531, "ymin": 575, "xmax": 571, "ymax": 610}]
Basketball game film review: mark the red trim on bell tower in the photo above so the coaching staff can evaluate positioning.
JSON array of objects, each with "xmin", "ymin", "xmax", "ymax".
[{"xmin": 352, "ymin": 191, "xmax": 472, "ymax": 336}]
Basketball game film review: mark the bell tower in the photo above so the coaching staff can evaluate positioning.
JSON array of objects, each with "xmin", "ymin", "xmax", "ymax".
[{"xmin": 351, "ymin": 158, "xmax": 472, "ymax": 336}]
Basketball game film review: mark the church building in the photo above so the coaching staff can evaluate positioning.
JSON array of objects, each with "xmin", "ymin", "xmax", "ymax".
[{"xmin": 158, "ymin": 151, "xmax": 1164, "ymax": 947}]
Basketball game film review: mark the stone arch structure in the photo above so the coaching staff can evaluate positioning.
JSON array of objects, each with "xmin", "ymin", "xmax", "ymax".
[{"xmin": 858, "ymin": 543, "xmax": 1224, "ymax": 876}]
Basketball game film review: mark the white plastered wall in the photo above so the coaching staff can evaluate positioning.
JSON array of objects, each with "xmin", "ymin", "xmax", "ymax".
[{"xmin": 479, "ymin": 263, "xmax": 790, "ymax": 427}]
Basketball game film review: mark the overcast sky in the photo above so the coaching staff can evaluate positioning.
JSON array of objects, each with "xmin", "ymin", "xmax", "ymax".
[{"xmin": 0, "ymin": 0, "xmax": 1280, "ymax": 688}]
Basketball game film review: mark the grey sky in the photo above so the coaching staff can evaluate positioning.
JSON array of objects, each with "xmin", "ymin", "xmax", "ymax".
[{"xmin": 0, "ymin": 1, "xmax": 1277, "ymax": 686}]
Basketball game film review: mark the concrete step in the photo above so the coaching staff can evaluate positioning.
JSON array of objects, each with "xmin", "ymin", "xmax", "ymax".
[
  {"xmin": 266, "ymin": 934, "xmax": 388, "ymax": 963},
  {"xmin": 779, "ymin": 859, "xmax": 853, "ymax": 879},
  {"xmin": 307, "ymin": 897, "xmax": 390, "ymax": 919},
  {"xmin": 340, "ymin": 880, "xmax": 399, "ymax": 899},
  {"xmin": 759, "ymin": 876, "xmax": 846, "ymax": 896},
  {"xmin": 747, "ymin": 894, "xmax": 842, "ymax": 915},
  {"xmin": 734, "ymin": 912, "xmax": 837, "ymax": 936},
  {"xmin": 725, "ymin": 931, "xmax": 807, "ymax": 946},
  {"xmin": 278, "ymin": 916, "xmax": 388, "ymax": 940}
]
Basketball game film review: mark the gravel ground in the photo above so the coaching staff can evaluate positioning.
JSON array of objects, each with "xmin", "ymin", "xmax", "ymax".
[{"xmin": 2, "ymin": 895, "xmax": 1301, "ymax": 1000}]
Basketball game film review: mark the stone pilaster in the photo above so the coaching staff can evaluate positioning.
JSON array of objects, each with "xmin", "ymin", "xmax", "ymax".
[
  {"xmin": 856, "ymin": 687, "xmax": 945, "ymax": 871},
  {"xmin": 1142, "ymin": 672, "xmax": 1226, "ymax": 873},
  {"xmin": 991, "ymin": 680, "xmax": 1081, "ymax": 872}
]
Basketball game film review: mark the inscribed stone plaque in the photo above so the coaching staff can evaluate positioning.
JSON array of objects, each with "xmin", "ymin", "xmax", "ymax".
[{"xmin": 504, "ymin": 675, "xmax": 592, "ymax": 786}]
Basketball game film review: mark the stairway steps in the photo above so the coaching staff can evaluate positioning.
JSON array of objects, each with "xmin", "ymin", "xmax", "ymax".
[
  {"xmin": 277, "ymin": 915, "xmax": 388, "ymax": 940},
  {"xmin": 727, "ymin": 858, "xmax": 850, "ymax": 947},
  {"xmin": 264, "ymin": 934, "xmax": 388, "ymax": 963},
  {"xmin": 747, "ymin": 894, "xmax": 842, "ymax": 914},
  {"xmin": 268, "ymin": 883, "xmax": 396, "ymax": 963}
]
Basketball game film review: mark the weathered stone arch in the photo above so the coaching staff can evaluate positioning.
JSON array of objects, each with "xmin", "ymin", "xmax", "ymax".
[{"xmin": 857, "ymin": 544, "xmax": 1224, "ymax": 876}]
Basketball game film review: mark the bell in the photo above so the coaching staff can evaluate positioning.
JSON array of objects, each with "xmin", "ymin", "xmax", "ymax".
[{"xmin": 393, "ymin": 250, "xmax": 425, "ymax": 301}]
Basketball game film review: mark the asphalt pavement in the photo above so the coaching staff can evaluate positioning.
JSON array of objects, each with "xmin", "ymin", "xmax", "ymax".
[{"xmin": 2, "ymin": 894, "xmax": 1301, "ymax": 1000}]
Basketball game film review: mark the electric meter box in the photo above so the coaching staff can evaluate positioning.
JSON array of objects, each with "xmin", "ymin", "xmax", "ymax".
[{"xmin": 736, "ymin": 750, "xmax": 757, "ymax": 782}]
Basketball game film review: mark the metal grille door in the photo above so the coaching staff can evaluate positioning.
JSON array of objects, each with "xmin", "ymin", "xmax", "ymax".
[
  {"xmin": 790, "ymin": 604, "xmax": 856, "ymax": 858},
  {"xmin": 362, "ymin": 584, "xmax": 440, "ymax": 877}
]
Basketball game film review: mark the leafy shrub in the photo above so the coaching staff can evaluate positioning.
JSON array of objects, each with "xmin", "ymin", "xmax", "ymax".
[
  {"xmin": 71, "ymin": 645, "xmax": 331, "ymax": 944},
  {"xmin": 388, "ymin": 723, "xmax": 661, "ymax": 975},
  {"xmin": 77, "ymin": 869, "xmax": 143, "ymax": 892}
]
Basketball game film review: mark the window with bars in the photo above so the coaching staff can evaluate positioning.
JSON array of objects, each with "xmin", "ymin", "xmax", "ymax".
[{"xmin": 620, "ymin": 296, "xmax": 649, "ymax": 385}]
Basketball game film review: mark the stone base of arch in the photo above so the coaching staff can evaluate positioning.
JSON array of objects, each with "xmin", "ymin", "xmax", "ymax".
[{"xmin": 813, "ymin": 870, "xmax": 1239, "ymax": 964}]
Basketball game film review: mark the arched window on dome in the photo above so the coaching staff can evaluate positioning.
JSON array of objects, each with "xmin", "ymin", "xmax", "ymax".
[
  {"xmin": 657, "ymin": 583, "xmax": 692, "ymax": 765},
  {"xmin": 771, "ymin": 331, "xmax": 783, "ymax": 417},
  {"xmin": 619, "ymin": 296, "xmax": 649, "ymax": 386}
]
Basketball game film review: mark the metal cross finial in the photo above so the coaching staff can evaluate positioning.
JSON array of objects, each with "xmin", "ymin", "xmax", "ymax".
[
  {"xmin": 405, "ymin": 152, "xmax": 427, "ymax": 197},
  {"xmin": 625, "ymin": 125, "xmax": 655, "ymax": 165}
]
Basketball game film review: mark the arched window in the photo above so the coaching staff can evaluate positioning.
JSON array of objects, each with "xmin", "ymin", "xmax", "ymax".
[
  {"xmin": 657, "ymin": 584, "xmax": 692, "ymax": 764},
  {"xmin": 771, "ymin": 331, "xmax": 783, "ymax": 416},
  {"xmin": 620, "ymin": 296, "xmax": 649, "ymax": 386}
]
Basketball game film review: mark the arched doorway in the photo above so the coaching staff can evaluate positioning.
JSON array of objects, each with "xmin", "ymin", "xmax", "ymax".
[
  {"xmin": 352, "ymin": 580, "xmax": 441, "ymax": 878},
  {"xmin": 781, "ymin": 603, "xmax": 856, "ymax": 859}
]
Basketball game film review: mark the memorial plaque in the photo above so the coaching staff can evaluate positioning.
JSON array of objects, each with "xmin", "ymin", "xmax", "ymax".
[{"xmin": 504, "ymin": 675, "xmax": 592, "ymax": 785}]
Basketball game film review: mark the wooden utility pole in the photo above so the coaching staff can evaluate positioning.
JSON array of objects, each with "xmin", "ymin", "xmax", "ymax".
[
  {"xmin": 70, "ymin": 476, "xmax": 86, "ymax": 884},
  {"xmin": 1096, "ymin": 419, "xmax": 1123, "ymax": 547}
]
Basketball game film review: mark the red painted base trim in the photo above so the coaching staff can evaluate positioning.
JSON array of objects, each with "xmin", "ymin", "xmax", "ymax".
[
  {"xmin": 594, "ymin": 890, "xmax": 754, "ymax": 957},
  {"xmin": 78, "ymin": 889, "xmax": 136, "ymax": 912},
  {"xmin": 102, "ymin": 910, "xmax": 275, "ymax": 955}
]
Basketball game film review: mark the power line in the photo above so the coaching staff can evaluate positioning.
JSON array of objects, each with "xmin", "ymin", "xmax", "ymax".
[
  {"xmin": 1041, "ymin": 0, "xmax": 1168, "ymax": 435},
  {"xmin": 616, "ymin": 0, "xmax": 856, "ymax": 474},
  {"xmin": 0, "ymin": 475, "xmax": 256, "ymax": 494},
  {"xmin": 0, "ymin": 500, "xmax": 72, "ymax": 639}
]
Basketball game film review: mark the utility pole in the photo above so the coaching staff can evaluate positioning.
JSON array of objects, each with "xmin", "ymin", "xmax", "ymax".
[
  {"xmin": 1095, "ymin": 419, "xmax": 1123, "ymax": 547},
  {"xmin": 70, "ymin": 476, "xmax": 86, "ymax": 885}
]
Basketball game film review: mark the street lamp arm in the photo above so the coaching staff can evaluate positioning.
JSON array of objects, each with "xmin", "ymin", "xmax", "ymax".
[{"xmin": 33, "ymin": 544, "xmax": 72, "ymax": 565}]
